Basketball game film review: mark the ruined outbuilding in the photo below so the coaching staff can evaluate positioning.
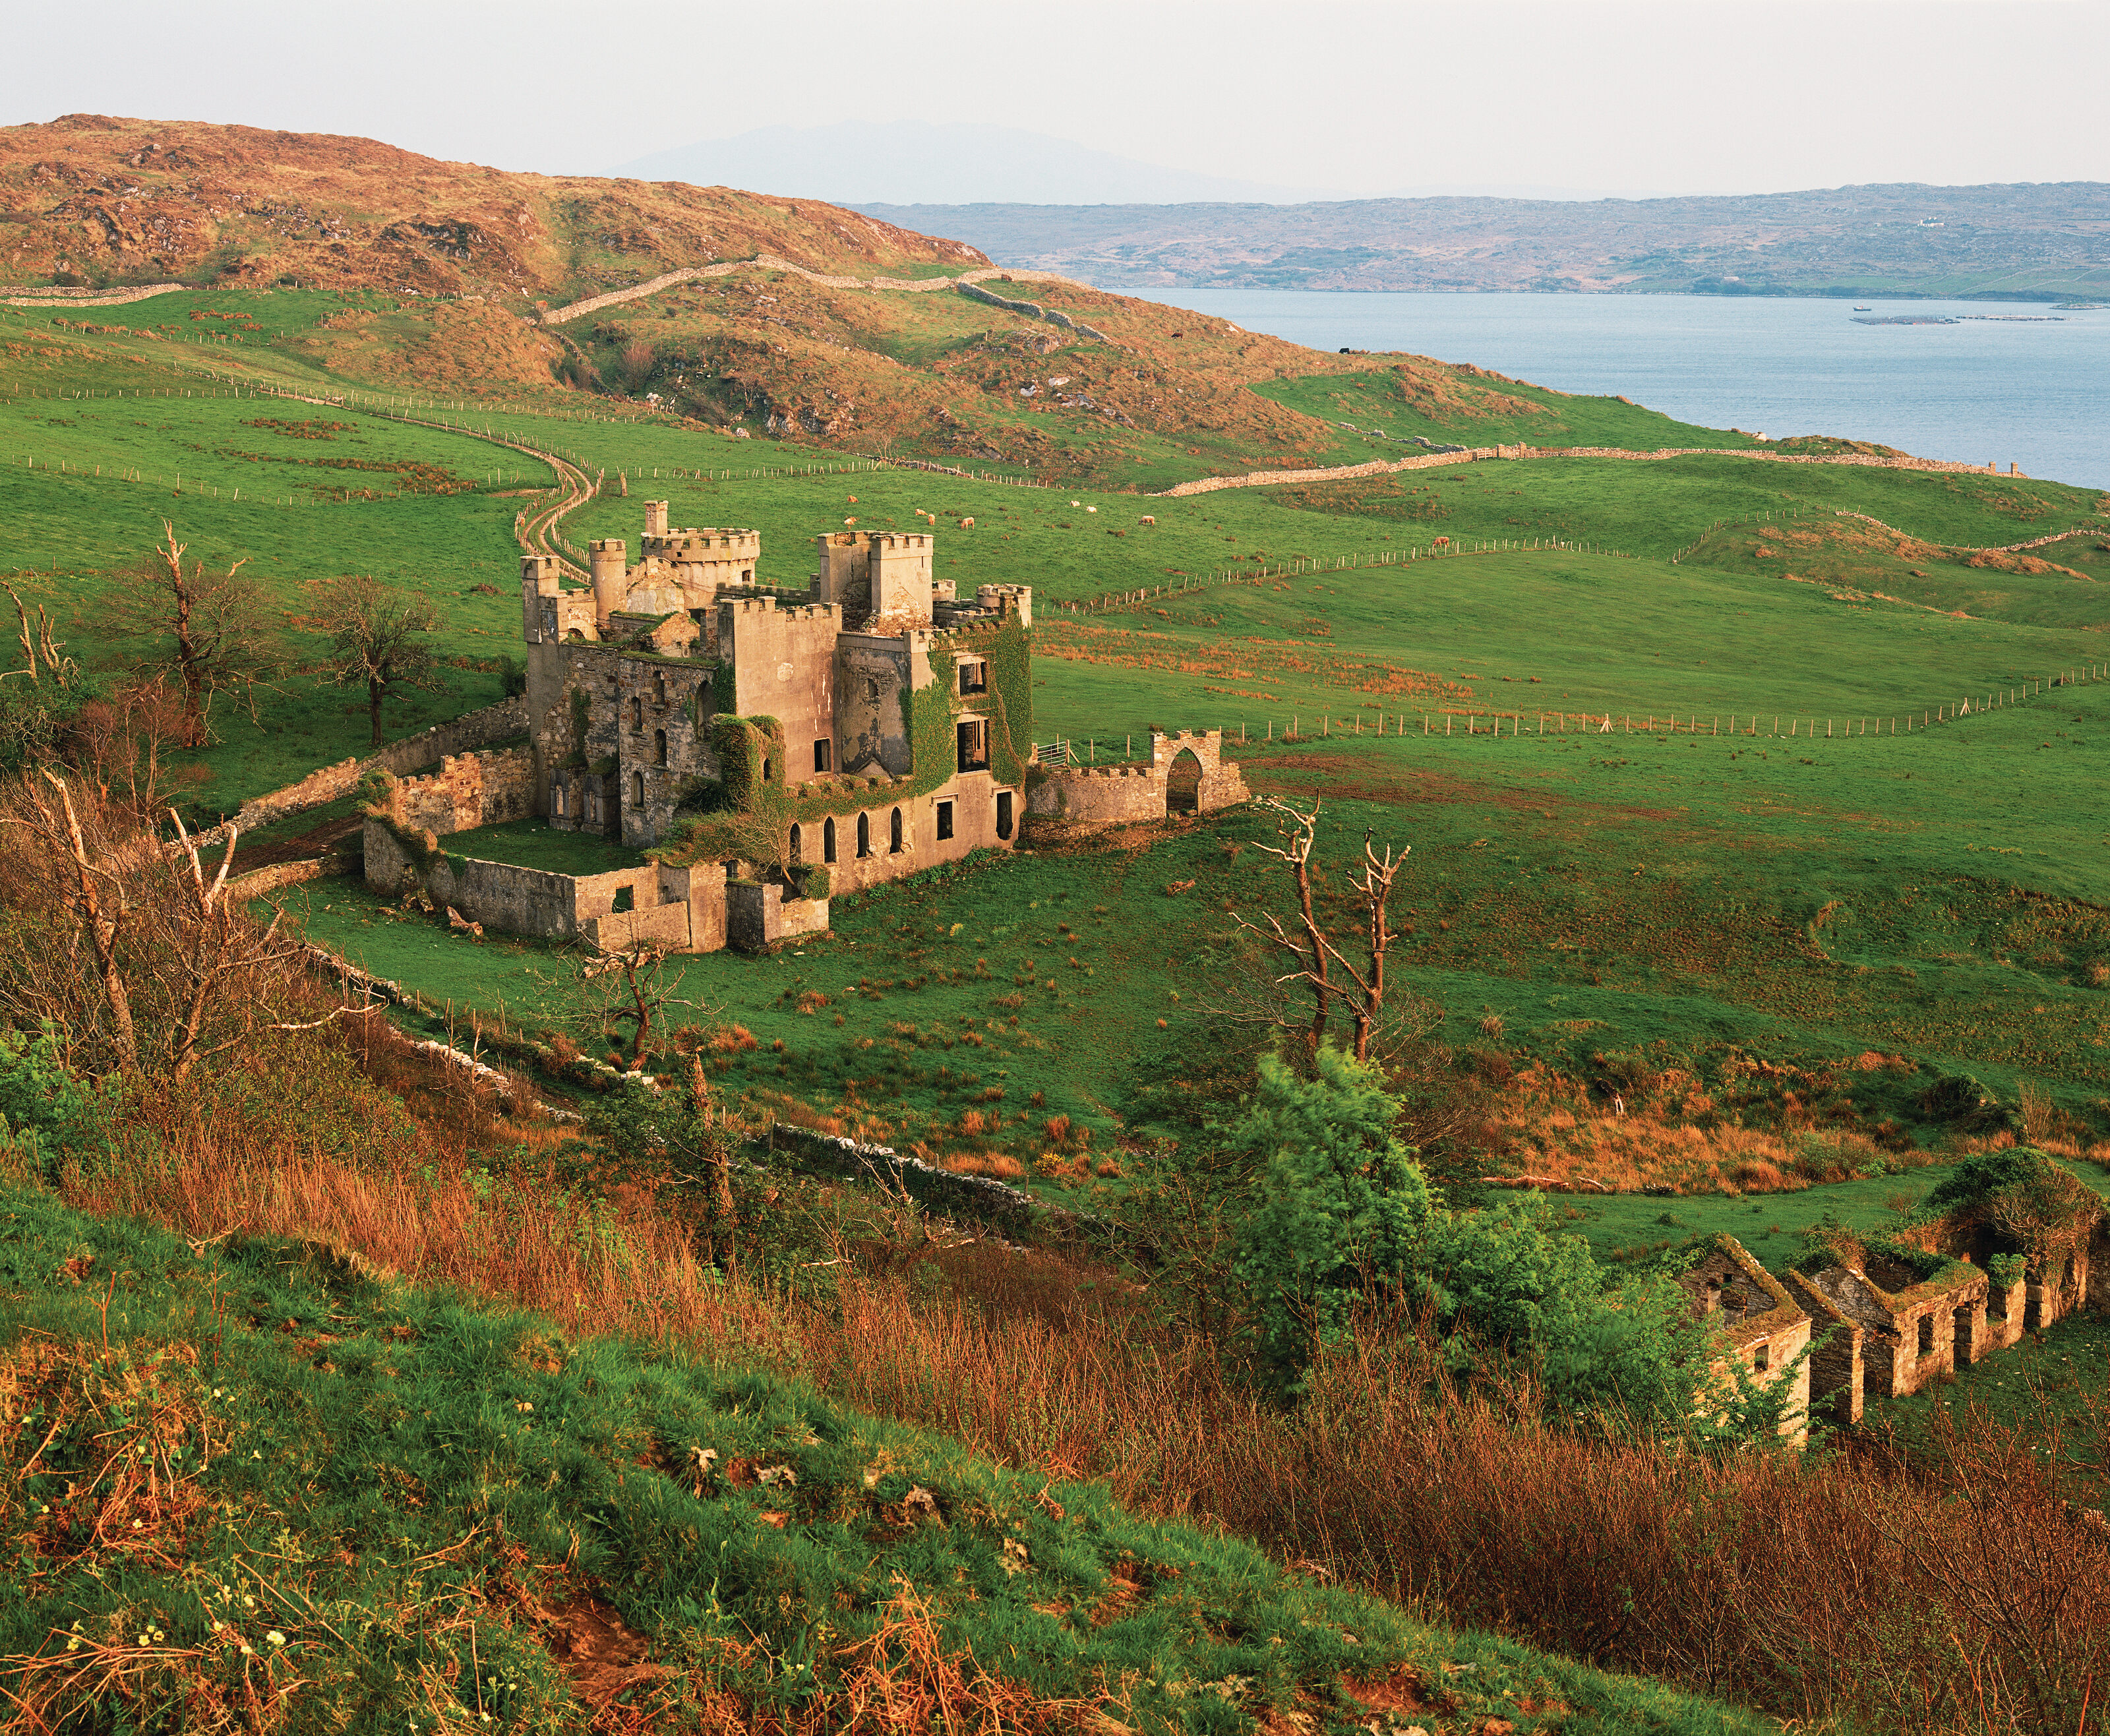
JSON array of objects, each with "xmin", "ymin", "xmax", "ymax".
[{"xmin": 1678, "ymin": 1236, "xmax": 1812, "ymax": 1444}]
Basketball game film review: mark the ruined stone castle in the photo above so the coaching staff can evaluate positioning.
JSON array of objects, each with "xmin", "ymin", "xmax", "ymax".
[{"xmin": 363, "ymin": 499, "xmax": 1245, "ymax": 951}]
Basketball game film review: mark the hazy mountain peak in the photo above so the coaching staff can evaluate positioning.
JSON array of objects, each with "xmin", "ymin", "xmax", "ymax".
[{"xmin": 611, "ymin": 121, "xmax": 1342, "ymax": 207}]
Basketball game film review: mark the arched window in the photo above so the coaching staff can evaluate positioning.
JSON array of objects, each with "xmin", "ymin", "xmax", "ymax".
[
  {"xmin": 824, "ymin": 817, "xmax": 837, "ymax": 863},
  {"xmin": 857, "ymin": 812, "xmax": 871, "ymax": 858},
  {"xmin": 762, "ymin": 757, "xmax": 772, "ymax": 783},
  {"xmin": 789, "ymin": 823, "xmax": 802, "ymax": 864},
  {"xmin": 889, "ymin": 807, "xmax": 903, "ymax": 854},
  {"xmin": 654, "ymin": 729, "xmax": 667, "ymax": 766},
  {"xmin": 631, "ymin": 771, "xmax": 644, "ymax": 808}
]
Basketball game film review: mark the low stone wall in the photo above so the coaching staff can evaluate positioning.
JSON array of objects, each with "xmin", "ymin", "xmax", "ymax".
[
  {"xmin": 365, "ymin": 822, "xmax": 733, "ymax": 952},
  {"xmin": 2, "ymin": 282, "xmax": 188, "ymax": 308},
  {"xmin": 1028, "ymin": 763, "xmax": 1164, "ymax": 823},
  {"xmin": 1156, "ymin": 441, "xmax": 2008, "ymax": 499},
  {"xmin": 954, "ymin": 281, "xmax": 1111, "ymax": 342},
  {"xmin": 1031, "ymin": 728, "xmax": 1250, "ymax": 825},
  {"xmin": 195, "ymin": 695, "xmax": 529, "ymax": 849},
  {"xmin": 369, "ymin": 695, "xmax": 529, "ymax": 777}
]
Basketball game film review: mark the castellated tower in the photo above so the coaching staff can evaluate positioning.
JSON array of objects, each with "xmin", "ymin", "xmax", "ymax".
[{"xmin": 808, "ymin": 530, "xmax": 934, "ymax": 628}]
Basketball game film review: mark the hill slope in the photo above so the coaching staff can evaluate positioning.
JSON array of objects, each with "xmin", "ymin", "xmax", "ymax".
[
  {"xmin": 0, "ymin": 1180, "xmax": 1770, "ymax": 1735},
  {"xmin": 0, "ymin": 113, "xmax": 983, "ymax": 302}
]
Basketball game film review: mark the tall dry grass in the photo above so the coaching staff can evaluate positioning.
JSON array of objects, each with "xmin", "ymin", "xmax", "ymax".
[{"xmin": 58, "ymin": 1021, "xmax": 2110, "ymax": 1736}]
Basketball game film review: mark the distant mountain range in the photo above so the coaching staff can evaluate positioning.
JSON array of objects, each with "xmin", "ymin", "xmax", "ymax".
[
  {"xmin": 855, "ymin": 183, "xmax": 2110, "ymax": 299},
  {"xmin": 613, "ymin": 123, "xmax": 1346, "ymax": 208}
]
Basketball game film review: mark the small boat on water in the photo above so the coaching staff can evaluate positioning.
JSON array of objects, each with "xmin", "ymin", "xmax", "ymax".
[{"xmin": 1853, "ymin": 305, "xmax": 1873, "ymax": 311}]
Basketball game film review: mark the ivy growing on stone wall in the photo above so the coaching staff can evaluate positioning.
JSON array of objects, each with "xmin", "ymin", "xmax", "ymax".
[{"xmin": 650, "ymin": 618, "xmax": 1034, "ymax": 879}]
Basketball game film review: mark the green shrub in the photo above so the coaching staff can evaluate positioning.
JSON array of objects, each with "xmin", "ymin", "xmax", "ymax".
[{"xmin": 0, "ymin": 1026, "xmax": 115, "ymax": 1180}]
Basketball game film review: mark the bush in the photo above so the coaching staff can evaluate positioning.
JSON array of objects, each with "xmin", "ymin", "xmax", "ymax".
[
  {"xmin": 0, "ymin": 1027, "xmax": 115, "ymax": 1180},
  {"xmin": 1230, "ymin": 1046, "xmax": 1431, "ymax": 1391}
]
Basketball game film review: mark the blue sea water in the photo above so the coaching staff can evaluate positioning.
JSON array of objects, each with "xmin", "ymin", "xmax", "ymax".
[{"xmin": 1122, "ymin": 289, "xmax": 2110, "ymax": 491}]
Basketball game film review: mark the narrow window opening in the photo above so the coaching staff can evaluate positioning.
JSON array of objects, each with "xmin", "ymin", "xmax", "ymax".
[
  {"xmin": 857, "ymin": 812, "xmax": 871, "ymax": 858},
  {"xmin": 889, "ymin": 807, "xmax": 903, "ymax": 854},
  {"xmin": 1916, "ymin": 1314, "xmax": 1935, "ymax": 1358},
  {"xmin": 824, "ymin": 817, "xmax": 837, "ymax": 864},
  {"xmin": 996, "ymin": 790, "xmax": 1013, "ymax": 840},
  {"xmin": 936, "ymin": 800, "xmax": 954, "ymax": 841},
  {"xmin": 631, "ymin": 771, "xmax": 644, "ymax": 809},
  {"xmin": 762, "ymin": 757, "xmax": 772, "ymax": 783},
  {"xmin": 1753, "ymin": 1342, "xmax": 1769, "ymax": 1373},
  {"xmin": 789, "ymin": 823, "xmax": 802, "ymax": 864},
  {"xmin": 613, "ymin": 885, "xmax": 635, "ymax": 914},
  {"xmin": 654, "ymin": 673, "xmax": 667, "ymax": 705},
  {"xmin": 552, "ymin": 783, "xmax": 566, "ymax": 817},
  {"xmin": 631, "ymin": 696, "xmax": 643, "ymax": 732},
  {"xmin": 956, "ymin": 718, "xmax": 989, "ymax": 774},
  {"xmin": 814, "ymin": 738, "xmax": 832, "ymax": 773},
  {"xmin": 655, "ymin": 729, "xmax": 668, "ymax": 766}
]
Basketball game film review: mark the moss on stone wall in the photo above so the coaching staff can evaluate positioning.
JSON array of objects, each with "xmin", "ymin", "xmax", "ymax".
[{"xmin": 652, "ymin": 620, "xmax": 1033, "ymax": 877}]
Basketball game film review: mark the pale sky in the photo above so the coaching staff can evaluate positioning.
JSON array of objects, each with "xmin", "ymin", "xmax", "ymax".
[{"xmin": 3, "ymin": 0, "xmax": 2104, "ymax": 200}]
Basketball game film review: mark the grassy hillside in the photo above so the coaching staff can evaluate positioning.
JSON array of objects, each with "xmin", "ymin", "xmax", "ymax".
[
  {"xmin": 0, "ymin": 1176, "xmax": 1769, "ymax": 1735},
  {"xmin": 0, "ymin": 115, "xmax": 980, "ymax": 300}
]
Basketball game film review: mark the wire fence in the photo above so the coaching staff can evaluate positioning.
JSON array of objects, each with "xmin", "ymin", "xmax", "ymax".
[{"xmin": 1168, "ymin": 664, "xmax": 2109, "ymax": 753}]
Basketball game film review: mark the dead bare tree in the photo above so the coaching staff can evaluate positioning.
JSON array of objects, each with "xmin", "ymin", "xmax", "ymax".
[
  {"xmin": 1232, "ymin": 795, "xmax": 1406, "ymax": 1063},
  {"xmin": 123, "ymin": 524, "xmax": 282, "ymax": 747},
  {"xmin": 0, "ymin": 771, "xmax": 349, "ymax": 1082},
  {"xmin": 1, "ymin": 584, "xmax": 77, "ymax": 690}
]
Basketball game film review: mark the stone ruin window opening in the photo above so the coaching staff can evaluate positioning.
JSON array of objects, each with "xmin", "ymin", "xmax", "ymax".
[
  {"xmin": 1954, "ymin": 1304, "xmax": 1975, "ymax": 1364},
  {"xmin": 1917, "ymin": 1314, "xmax": 1935, "ymax": 1360},
  {"xmin": 857, "ymin": 812, "xmax": 872, "ymax": 858},
  {"xmin": 1753, "ymin": 1342, "xmax": 1769, "ymax": 1373},
  {"xmin": 813, "ymin": 738, "xmax": 832, "ymax": 773},
  {"xmin": 631, "ymin": 697, "xmax": 643, "ymax": 732},
  {"xmin": 959, "ymin": 659, "xmax": 987, "ymax": 696},
  {"xmin": 552, "ymin": 783, "xmax": 567, "ymax": 817},
  {"xmin": 957, "ymin": 718, "xmax": 989, "ymax": 775},
  {"xmin": 631, "ymin": 771, "xmax": 644, "ymax": 809},
  {"xmin": 996, "ymin": 790, "xmax": 1013, "ymax": 839},
  {"xmin": 653, "ymin": 672, "xmax": 667, "ymax": 706},
  {"xmin": 824, "ymin": 816, "xmax": 837, "ymax": 863},
  {"xmin": 936, "ymin": 799, "xmax": 954, "ymax": 841},
  {"xmin": 655, "ymin": 729, "xmax": 668, "ymax": 766},
  {"xmin": 889, "ymin": 807, "xmax": 904, "ymax": 854},
  {"xmin": 613, "ymin": 885, "xmax": 635, "ymax": 913},
  {"xmin": 762, "ymin": 756, "xmax": 773, "ymax": 783},
  {"xmin": 742, "ymin": 568, "xmax": 753, "ymax": 582},
  {"xmin": 789, "ymin": 823, "xmax": 802, "ymax": 864}
]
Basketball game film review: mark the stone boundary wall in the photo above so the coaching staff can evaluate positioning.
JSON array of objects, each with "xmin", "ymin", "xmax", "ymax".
[
  {"xmin": 1829, "ymin": 510, "xmax": 2100, "ymax": 556},
  {"xmin": 226, "ymin": 857, "xmax": 333, "ymax": 899},
  {"xmin": 539, "ymin": 258, "xmax": 1099, "ymax": 326},
  {"xmin": 193, "ymin": 695, "xmax": 529, "ymax": 849},
  {"xmin": 954, "ymin": 282, "xmax": 1111, "ymax": 342},
  {"xmin": 1157, "ymin": 441, "xmax": 2010, "ymax": 500},
  {"xmin": 2, "ymin": 282, "xmax": 188, "ymax": 308}
]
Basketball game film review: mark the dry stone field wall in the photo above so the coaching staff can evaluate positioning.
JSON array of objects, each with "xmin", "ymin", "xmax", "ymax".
[{"xmin": 537, "ymin": 259, "xmax": 1100, "ymax": 328}]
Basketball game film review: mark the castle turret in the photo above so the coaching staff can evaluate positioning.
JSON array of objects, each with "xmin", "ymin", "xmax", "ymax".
[
  {"xmin": 644, "ymin": 500, "xmax": 669, "ymax": 538},
  {"xmin": 590, "ymin": 539, "xmax": 628, "ymax": 626},
  {"xmin": 520, "ymin": 554, "xmax": 562, "ymax": 643}
]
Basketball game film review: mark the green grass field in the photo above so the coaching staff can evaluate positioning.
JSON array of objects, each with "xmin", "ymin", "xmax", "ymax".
[{"xmin": 10, "ymin": 307, "xmax": 2110, "ymax": 1184}]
